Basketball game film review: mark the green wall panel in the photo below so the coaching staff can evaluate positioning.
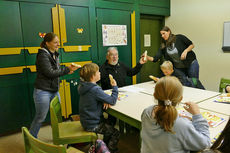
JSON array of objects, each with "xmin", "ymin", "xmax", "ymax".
[
  {"xmin": 95, "ymin": 0, "xmax": 134, "ymax": 10},
  {"xmin": 96, "ymin": 8, "xmax": 132, "ymax": 85},
  {"xmin": 0, "ymin": 1, "xmax": 25, "ymax": 68},
  {"xmin": 0, "ymin": 1, "xmax": 23, "ymax": 48},
  {"xmin": 102, "ymin": 0, "xmax": 134, "ymax": 4},
  {"xmin": 140, "ymin": 5, "xmax": 170, "ymax": 16},
  {"xmin": 61, "ymin": 5, "xmax": 92, "ymax": 63},
  {"xmin": 140, "ymin": 0, "xmax": 170, "ymax": 8},
  {"xmin": 20, "ymin": 2, "xmax": 54, "ymax": 66},
  {"xmin": 58, "ymin": 0, "xmax": 90, "ymax": 6},
  {"xmin": 62, "ymin": 6, "xmax": 91, "ymax": 46},
  {"xmin": 0, "ymin": 71, "xmax": 31, "ymax": 134},
  {"xmin": 0, "ymin": 52, "xmax": 25, "ymax": 68},
  {"xmin": 20, "ymin": 2, "xmax": 54, "ymax": 47}
]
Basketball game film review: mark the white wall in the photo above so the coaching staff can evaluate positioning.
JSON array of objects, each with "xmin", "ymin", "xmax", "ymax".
[{"xmin": 165, "ymin": 0, "xmax": 230, "ymax": 91}]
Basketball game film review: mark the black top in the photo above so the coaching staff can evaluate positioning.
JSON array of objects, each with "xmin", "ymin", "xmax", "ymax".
[
  {"xmin": 34, "ymin": 48, "xmax": 70, "ymax": 92},
  {"xmin": 100, "ymin": 60, "xmax": 143, "ymax": 90},
  {"xmin": 153, "ymin": 34, "xmax": 197, "ymax": 68}
]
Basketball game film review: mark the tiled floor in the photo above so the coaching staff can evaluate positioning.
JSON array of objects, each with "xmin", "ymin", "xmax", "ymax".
[{"xmin": 0, "ymin": 125, "xmax": 140, "ymax": 153}]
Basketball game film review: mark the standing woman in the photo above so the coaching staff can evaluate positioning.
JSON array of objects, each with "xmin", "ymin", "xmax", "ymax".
[
  {"xmin": 29, "ymin": 33, "xmax": 79, "ymax": 138},
  {"xmin": 147, "ymin": 26, "xmax": 200, "ymax": 79}
]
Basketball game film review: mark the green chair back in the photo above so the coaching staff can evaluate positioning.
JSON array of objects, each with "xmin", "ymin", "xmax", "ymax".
[
  {"xmin": 50, "ymin": 96, "xmax": 63, "ymax": 142},
  {"xmin": 219, "ymin": 78, "xmax": 230, "ymax": 92},
  {"xmin": 22, "ymin": 127, "xmax": 66, "ymax": 153}
]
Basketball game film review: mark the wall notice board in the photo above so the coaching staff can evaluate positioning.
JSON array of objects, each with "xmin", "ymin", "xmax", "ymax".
[{"xmin": 222, "ymin": 21, "xmax": 230, "ymax": 51}]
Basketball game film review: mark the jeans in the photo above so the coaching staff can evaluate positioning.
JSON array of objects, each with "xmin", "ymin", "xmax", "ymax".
[
  {"xmin": 176, "ymin": 59, "xmax": 200, "ymax": 79},
  {"xmin": 29, "ymin": 88, "xmax": 60, "ymax": 138}
]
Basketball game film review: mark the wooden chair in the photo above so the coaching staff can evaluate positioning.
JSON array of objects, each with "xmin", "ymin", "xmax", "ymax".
[
  {"xmin": 22, "ymin": 127, "xmax": 83, "ymax": 153},
  {"xmin": 50, "ymin": 96, "xmax": 97, "ymax": 145},
  {"xmin": 219, "ymin": 78, "xmax": 230, "ymax": 92}
]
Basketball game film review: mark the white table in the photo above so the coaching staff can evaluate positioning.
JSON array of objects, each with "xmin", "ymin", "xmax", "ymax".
[
  {"xmin": 198, "ymin": 97, "xmax": 230, "ymax": 116},
  {"xmin": 125, "ymin": 81, "xmax": 220, "ymax": 103},
  {"xmin": 198, "ymin": 109, "xmax": 229, "ymax": 140},
  {"xmin": 107, "ymin": 82, "xmax": 228, "ymax": 140}
]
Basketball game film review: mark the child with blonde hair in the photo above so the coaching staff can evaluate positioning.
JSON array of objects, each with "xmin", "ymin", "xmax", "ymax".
[
  {"xmin": 78, "ymin": 63, "xmax": 120, "ymax": 153},
  {"xmin": 160, "ymin": 61, "xmax": 205, "ymax": 89},
  {"xmin": 141, "ymin": 76, "xmax": 210, "ymax": 153}
]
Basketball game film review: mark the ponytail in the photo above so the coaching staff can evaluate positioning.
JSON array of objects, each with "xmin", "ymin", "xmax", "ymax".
[
  {"xmin": 153, "ymin": 76, "xmax": 183, "ymax": 133},
  {"xmin": 154, "ymin": 101, "xmax": 178, "ymax": 133}
]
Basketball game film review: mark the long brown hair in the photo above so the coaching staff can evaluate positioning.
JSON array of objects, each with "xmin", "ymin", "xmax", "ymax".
[
  {"xmin": 160, "ymin": 26, "xmax": 176, "ymax": 49},
  {"xmin": 211, "ymin": 118, "xmax": 230, "ymax": 153},
  {"xmin": 40, "ymin": 33, "xmax": 57, "ymax": 48},
  {"xmin": 153, "ymin": 76, "xmax": 183, "ymax": 133}
]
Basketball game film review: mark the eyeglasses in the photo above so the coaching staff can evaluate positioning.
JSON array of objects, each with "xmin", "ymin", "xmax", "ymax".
[{"xmin": 109, "ymin": 54, "xmax": 118, "ymax": 57}]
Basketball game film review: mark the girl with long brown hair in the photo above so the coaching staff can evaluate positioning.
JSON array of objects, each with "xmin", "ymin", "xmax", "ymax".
[{"xmin": 141, "ymin": 76, "xmax": 210, "ymax": 153}]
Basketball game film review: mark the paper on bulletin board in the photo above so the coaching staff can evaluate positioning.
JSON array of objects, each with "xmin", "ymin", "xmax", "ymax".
[
  {"xmin": 102, "ymin": 24, "xmax": 127, "ymax": 46},
  {"xmin": 144, "ymin": 34, "xmax": 151, "ymax": 47}
]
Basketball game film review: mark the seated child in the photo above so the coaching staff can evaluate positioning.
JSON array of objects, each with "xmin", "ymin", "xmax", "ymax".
[
  {"xmin": 141, "ymin": 76, "xmax": 210, "ymax": 153},
  {"xmin": 225, "ymin": 85, "xmax": 230, "ymax": 93},
  {"xmin": 78, "ymin": 63, "xmax": 120, "ymax": 153},
  {"xmin": 160, "ymin": 61, "xmax": 205, "ymax": 89}
]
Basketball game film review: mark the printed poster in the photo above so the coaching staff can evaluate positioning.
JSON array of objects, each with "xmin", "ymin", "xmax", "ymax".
[{"xmin": 102, "ymin": 24, "xmax": 127, "ymax": 46}]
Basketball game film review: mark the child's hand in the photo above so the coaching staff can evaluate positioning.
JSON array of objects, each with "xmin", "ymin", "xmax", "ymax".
[
  {"xmin": 226, "ymin": 86, "xmax": 230, "ymax": 93},
  {"xmin": 109, "ymin": 74, "xmax": 117, "ymax": 86},
  {"xmin": 103, "ymin": 103, "xmax": 111, "ymax": 110},
  {"xmin": 183, "ymin": 102, "xmax": 200, "ymax": 115}
]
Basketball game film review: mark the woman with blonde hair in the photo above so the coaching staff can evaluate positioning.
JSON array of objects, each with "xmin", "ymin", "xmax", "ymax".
[{"xmin": 141, "ymin": 76, "xmax": 210, "ymax": 153}]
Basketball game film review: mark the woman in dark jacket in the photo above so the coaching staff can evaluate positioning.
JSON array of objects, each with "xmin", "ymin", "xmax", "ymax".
[
  {"xmin": 147, "ymin": 26, "xmax": 200, "ymax": 79},
  {"xmin": 29, "ymin": 33, "xmax": 79, "ymax": 138}
]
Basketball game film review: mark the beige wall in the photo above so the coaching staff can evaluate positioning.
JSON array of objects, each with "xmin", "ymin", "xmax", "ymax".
[{"xmin": 165, "ymin": 0, "xmax": 230, "ymax": 91}]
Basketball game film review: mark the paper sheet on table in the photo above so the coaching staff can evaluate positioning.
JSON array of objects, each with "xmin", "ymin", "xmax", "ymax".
[{"xmin": 120, "ymin": 86, "xmax": 145, "ymax": 93}]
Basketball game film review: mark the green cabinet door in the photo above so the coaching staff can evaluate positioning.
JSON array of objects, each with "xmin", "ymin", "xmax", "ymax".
[
  {"xmin": 60, "ymin": 5, "xmax": 92, "ymax": 63},
  {"xmin": 96, "ymin": 8, "xmax": 132, "ymax": 85},
  {"xmin": 0, "ymin": 71, "xmax": 31, "ymax": 134},
  {"xmin": 20, "ymin": 2, "xmax": 54, "ymax": 66},
  {"xmin": 59, "ymin": 5, "xmax": 92, "ymax": 115},
  {"xmin": 0, "ymin": 1, "xmax": 24, "ymax": 68}
]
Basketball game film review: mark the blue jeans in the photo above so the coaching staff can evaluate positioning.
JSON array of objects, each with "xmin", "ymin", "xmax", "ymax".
[
  {"xmin": 176, "ymin": 59, "xmax": 200, "ymax": 79},
  {"xmin": 29, "ymin": 88, "xmax": 60, "ymax": 138}
]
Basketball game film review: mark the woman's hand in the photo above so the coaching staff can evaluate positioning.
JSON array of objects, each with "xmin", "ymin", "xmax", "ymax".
[
  {"xmin": 68, "ymin": 65, "xmax": 80, "ymax": 72},
  {"xmin": 183, "ymin": 102, "xmax": 200, "ymax": 115},
  {"xmin": 181, "ymin": 50, "xmax": 188, "ymax": 60}
]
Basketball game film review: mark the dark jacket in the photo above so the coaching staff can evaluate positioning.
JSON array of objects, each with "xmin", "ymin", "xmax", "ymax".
[
  {"xmin": 153, "ymin": 34, "xmax": 197, "ymax": 68},
  {"xmin": 100, "ymin": 60, "xmax": 143, "ymax": 90},
  {"xmin": 34, "ymin": 48, "xmax": 70, "ymax": 92},
  {"xmin": 78, "ymin": 81, "xmax": 118, "ymax": 130}
]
